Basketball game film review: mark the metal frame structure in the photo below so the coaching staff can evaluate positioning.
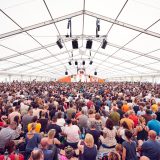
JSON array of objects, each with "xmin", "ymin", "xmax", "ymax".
[{"xmin": 0, "ymin": 0, "xmax": 160, "ymax": 82}]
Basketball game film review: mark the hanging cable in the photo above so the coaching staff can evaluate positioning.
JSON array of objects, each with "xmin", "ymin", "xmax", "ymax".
[{"xmin": 96, "ymin": 18, "xmax": 100, "ymax": 37}]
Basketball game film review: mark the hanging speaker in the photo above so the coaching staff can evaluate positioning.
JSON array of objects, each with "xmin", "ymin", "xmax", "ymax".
[
  {"xmin": 65, "ymin": 71, "xmax": 68, "ymax": 75},
  {"xmin": 86, "ymin": 40, "xmax": 93, "ymax": 49},
  {"xmin": 89, "ymin": 60, "xmax": 93, "ymax": 65},
  {"xmin": 94, "ymin": 71, "xmax": 97, "ymax": 75},
  {"xmin": 75, "ymin": 61, "xmax": 78, "ymax": 65},
  {"xmin": 82, "ymin": 61, "xmax": 85, "ymax": 65},
  {"xmin": 101, "ymin": 39, "xmax": 107, "ymax": 49},
  {"xmin": 56, "ymin": 39, "xmax": 63, "ymax": 49},
  {"xmin": 72, "ymin": 39, "xmax": 78, "ymax": 49}
]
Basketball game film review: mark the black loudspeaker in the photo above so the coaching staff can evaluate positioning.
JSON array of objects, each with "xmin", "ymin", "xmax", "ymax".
[
  {"xmin": 86, "ymin": 40, "xmax": 93, "ymax": 49},
  {"xmin": 72, "ymin": 39, "xmax": 78, "ymax": 49},
  {"xmin": 75, "ymin": 61, "xmax": 78, "ymax": 65},
  {"xmin": 68, "ymin": 61, "xmax": 72, "ymax": 65},
  {"xmin": 82, "ymin": 61, "xmax": 85, "ymax": 65},
  {"xmin": 65, "ymin": 71, "xmax": 68, "ymax": 75},
  {"xmin": 101, "ymin": 39, "xmax": 107, "ymax": 49},
  {"xmin": 56, "ymin": 39, "xmax": 63, "ymax": 49},
  {"xmin": 89, "ymin": 60, "xmax": 93, "ymax": 65},
  {"xmin": 94, "ymin": 71, "xmax": 97, "ymax": 75}
]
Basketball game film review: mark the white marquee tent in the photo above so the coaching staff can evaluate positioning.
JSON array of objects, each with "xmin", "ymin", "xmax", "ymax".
[{"xmin": 0, "ymin": 0, "xmax": 160, "ymax": 82}]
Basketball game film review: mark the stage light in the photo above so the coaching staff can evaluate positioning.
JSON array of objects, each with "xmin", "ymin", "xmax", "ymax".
[
  {"xmin": 65, "ymin": 71, "xmax": 68, "ymax": 75},
  {"xmin": 101, "ymin": 39, "xmax": 107, "ymax": 49},
  {"xmin": 72, "ymin": 39, "xmax": 78, "ymax": 49},
  {"xmin": 89, "ymin": 60, "xmax": 93, "ymax": 65},
  {"xmin": 56, "ymin": 39, "xmax": 63, "ymax": 49},
  {"xmin": 82, "ymin": 61, "xmax": 85, "ymax": 65},
  {"xmin": 86, "ymin": 39, "xmax": 93, "ymax": 49},
  {"xmin": 75, "ymin": 61, "xmax": 78, "ymax": 65},
  {"xmin": 68, "ymin": 61, "xmax": 72, "ymax": 65},
  {"xmin": 94, "ymin": 71, "xmax": 97, "ymax": 75}
]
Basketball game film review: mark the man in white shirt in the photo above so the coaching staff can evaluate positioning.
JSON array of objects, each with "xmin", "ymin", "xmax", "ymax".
[{"xmin": 64, "ymin": 119, "xmax": 80, "ymax": 149}]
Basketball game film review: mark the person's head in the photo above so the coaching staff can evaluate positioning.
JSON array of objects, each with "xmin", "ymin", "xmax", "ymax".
[
  {"xmin": 57, "ymin": 112, "xmax": 62, "ymax": 119},
  {"xmin": 9, "ymin": 121, "xmax": 17, "ymax": 130},
  {"xmin": 28, "ymin": 107, "xmax": 33, "ymax": 115},
  {"xmin": 84, "ymin": 133, "xmax": 94, "ymax": 147},
  {"xmin": 14, "ymin": 115, "xmax": 20, "ymax": 125},
  {"xmin": 29, "ymin": 148, "xmax": 44, "ymax": 160},
  {"xmin": 106, "ymin": 118, "xmax": 113, "ymax": 130},
  {"xmin": 152, "ymin": 113, "xmax": 157, "ymax": 119},
  {"xmin": 148, "ymin": 130, "xmax": 157, "ymax": 140},
  {"xmin": 140, "ymin": 156, "xmax": 150, "ymax": 160},
  {"xmin": 108, "ymin": 151, "xmax": 121, "ymax": 160},
  {"xmin": 124, "ymin": 112, "xmax": 129, "ymax": 118},
  {"xmin": 121, "ymin": 121, "xmax": 129, "ymax": 129},
  {"xmin": 8, "ymin": 107, "xmax": 13, "ymax": 114},
  {"xmin": 146, "ymin": 109, "xmax": 151, "ymax": 115},
  {"xmin": 125, "ymin": 129, "xmax": 133, "ymax": 140},
  {"xmin": 66, "ymin": 119, "xmax": 72, "ymax": 125},
  {"xmin": 48, "ymin": 129, "xmax": 56, "ymax": 139},
  {"xmin": 5, "ymin": 141, "xmax": 16, "ymax": 154},
  {"xmin": 52, "ymin": 116, "xmax": 57, "ymax": 123},
  {"xmin": 138, "ymin": 116, "xmax": 146, "ymax": 125},
  {"xmin": 32, "ymin": 116, "xmax": 38, "ymax": 123},
  {"xmin": 115, "ymin": 144, "xmax": 123, "ymax": 154},
  {"xmin": 95, "ymin": 113, "xmax": 101, "ymax": 120},
  {"xmin": 30, "ymin": 123, "xmax": 36, "ymax": 131},
  {"xmin": 40, "ymin": 137, "xmax": 48, "ymax": 149},
  {"xmin": 129, "ymin": 110, "xmax": 135, "ymax": 115},
  {"xmin": 64, "ymin": 146, "xmax": 74, "ymax": 159},
  {"xmin": 88, "ymin": 109, "xmax": 94, "ymax": 115}
]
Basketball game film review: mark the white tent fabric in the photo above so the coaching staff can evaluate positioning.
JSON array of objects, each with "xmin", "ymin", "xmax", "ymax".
[{"xmin": 0, "ymin": 0, "xmax": 160, "ymax": 81}]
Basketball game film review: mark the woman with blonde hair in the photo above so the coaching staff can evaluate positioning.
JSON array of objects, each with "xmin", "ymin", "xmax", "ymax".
[
  {"xmin": 78, "ymin": 133, "xmax": 97, "ymax": 160},
  {"xmin": 47, "ymin": 129, "xmax": 61, "ymax": 145},
  {"xmin": 134, "ymin": 117, "xmax": 149, "ymax": 141}
]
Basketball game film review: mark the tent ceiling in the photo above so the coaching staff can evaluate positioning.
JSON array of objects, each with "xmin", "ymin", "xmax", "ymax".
[{"xmin": 0, "ymin": 0, "xmax": 160, "ymax": 79}]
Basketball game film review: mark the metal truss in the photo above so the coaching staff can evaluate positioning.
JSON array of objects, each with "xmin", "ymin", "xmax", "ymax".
[
  {"xmin": 0, "ymin": 10, "xmax": 83, "ymax": 39},
  {"xmin": 90, "ymin": 49, "xmax": 160, "ymax": 72},
  {"xmin": 1, "ymin": 10, "xmax": 160, "ymax": 40}
]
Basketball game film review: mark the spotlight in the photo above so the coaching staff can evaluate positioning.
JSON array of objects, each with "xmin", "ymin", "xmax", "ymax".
[
  {"xmin": 82, "ymin": 61, "xmax": 85, "ymax": 65},
  {"xmin": 75, "ymin": 61, "xmax": 78, "ymax": 65},
  {"xmin": 89, "ymin": 60, "xmax": 93, "ymax": 65},
  {"xmin": 94, "ymin": 71, "xmax": 97, "ymax": 75},
  {"xmin": 68, "ymin": 61, "xmax": 72, "ymax": 65},
  {"xmin": 86, "ymin": 39, "xmax": 93, "ymax": 49},
  {"xmin": 101, "ymin": 39, "xmax": 107, "ymax": 49},
  {"xmin": 72, "ymin": 39, "xmax": 78, "ymax": 49},
  {"xmin": 56, "ymin": 39, "xmax": 63, "ymax": 49},
  {"xmin": 65, "ymin": 71, "xmax": 68, "ymax": 75}
]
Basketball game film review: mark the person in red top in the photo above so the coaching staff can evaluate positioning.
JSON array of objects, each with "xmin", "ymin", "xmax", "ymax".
[
  {"xmin": 0, "ymin": 141, "xmax": 24, "ymax": 160},
  {"xmin": 129, "ymin": 110, "xmax": 138, "ymax": 128},
  {"xmin": 0, "ymin": 114, "xmax": 7, "ymax": 128},
  {"xmin": 87, "ymin": 97, "xmax": 94, "ymax": 109}
]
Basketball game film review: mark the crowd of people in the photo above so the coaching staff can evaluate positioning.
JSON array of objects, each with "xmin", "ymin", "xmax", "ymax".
[{"xmin": 0, "ymin": 81, "xmax": 160, "ymax": 160}]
